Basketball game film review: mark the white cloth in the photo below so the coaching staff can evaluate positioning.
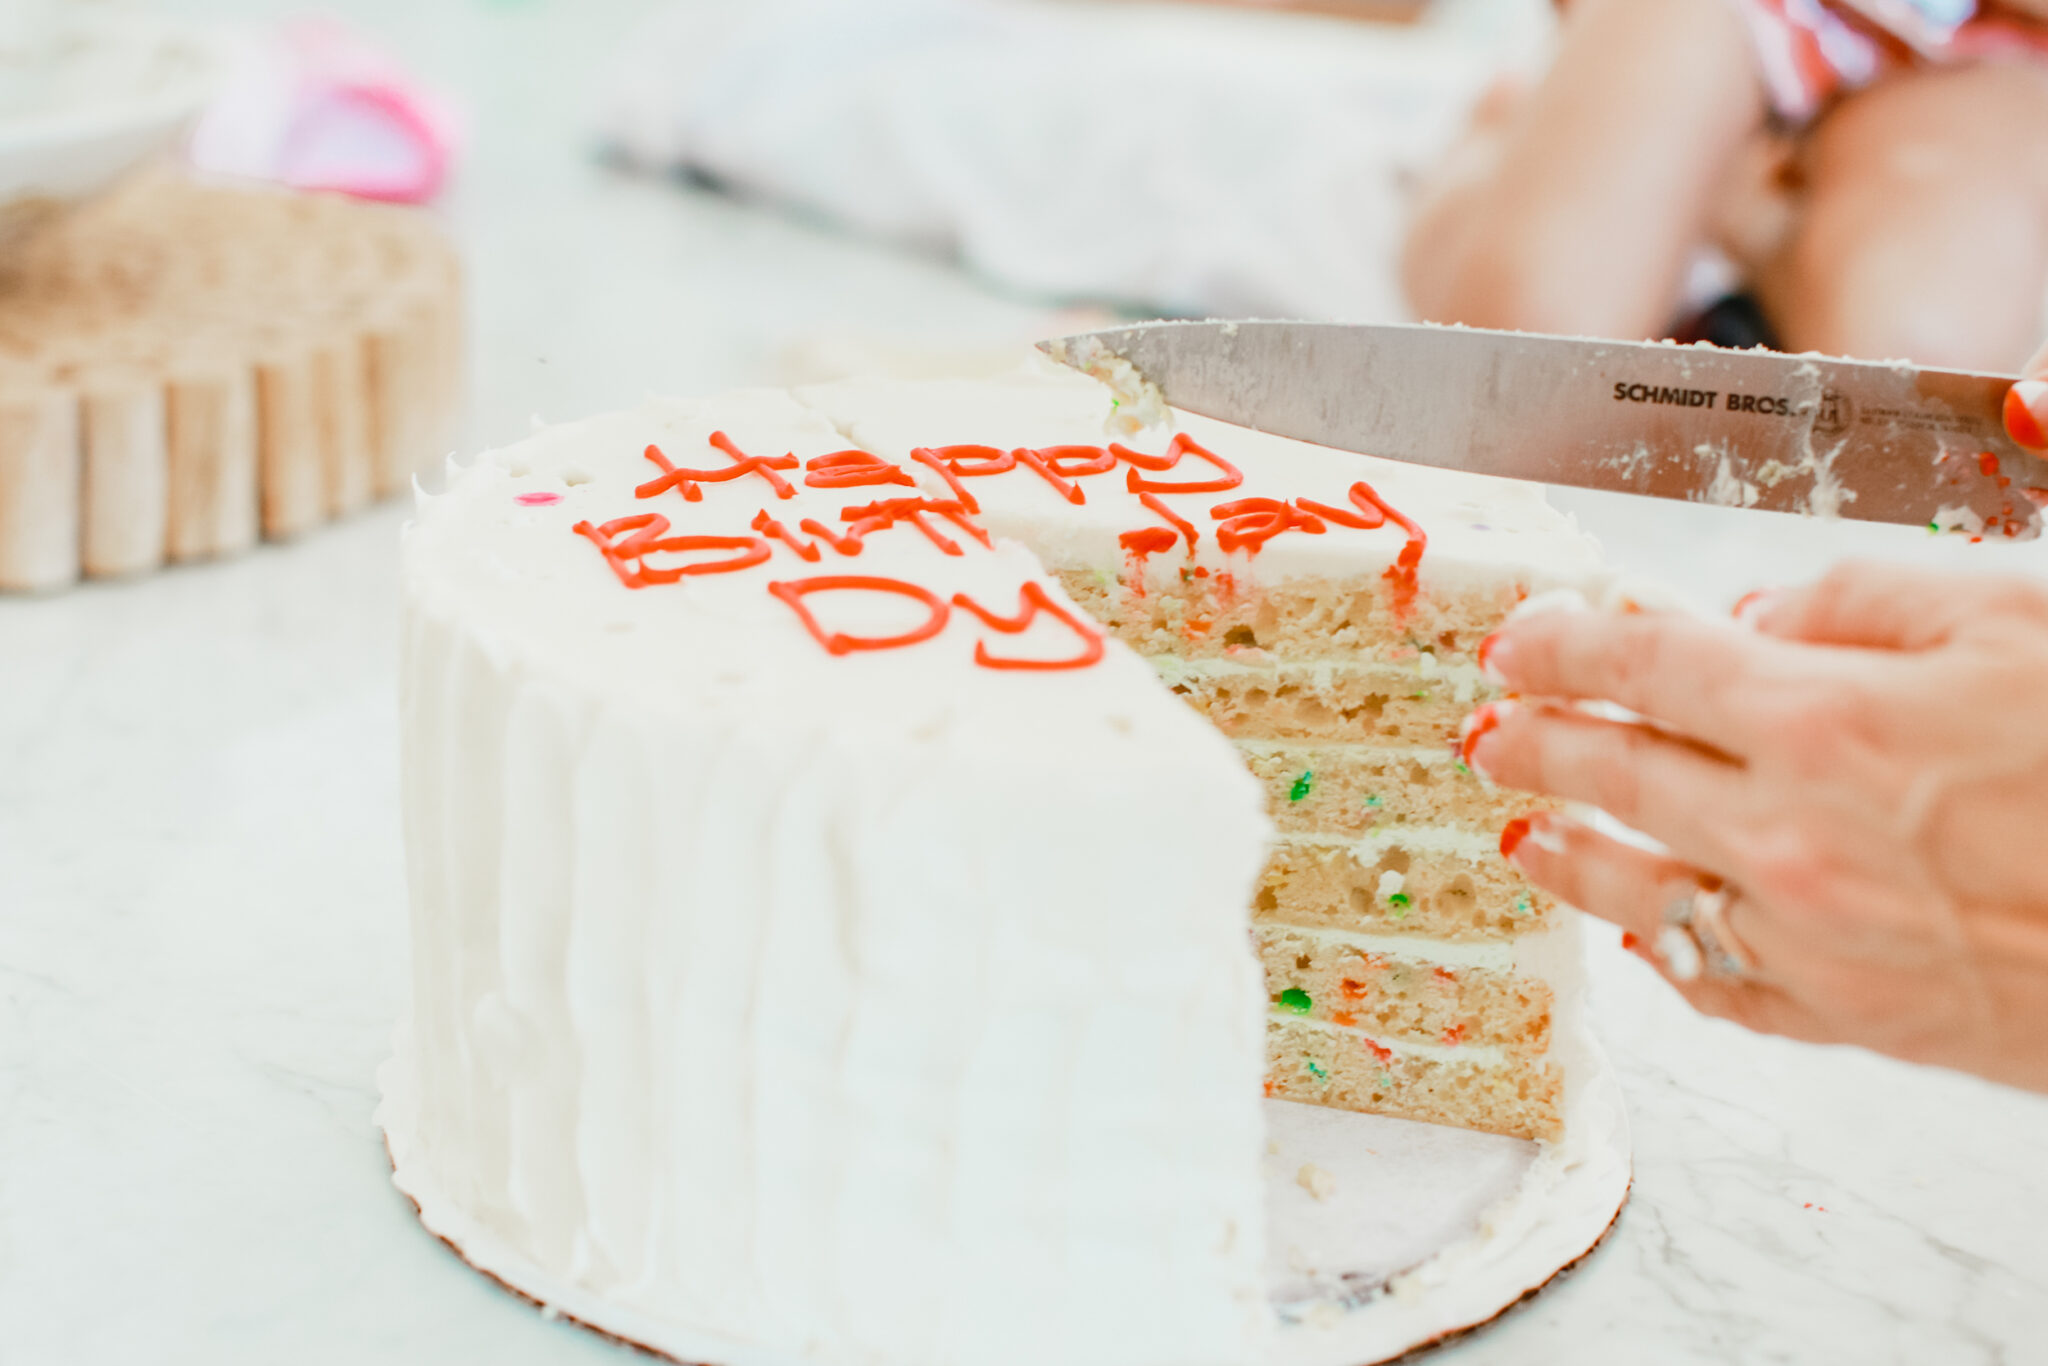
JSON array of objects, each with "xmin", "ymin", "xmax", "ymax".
[{"xmin": 597, "ymin": 0, "xmax": 1549, "ymax": 323}]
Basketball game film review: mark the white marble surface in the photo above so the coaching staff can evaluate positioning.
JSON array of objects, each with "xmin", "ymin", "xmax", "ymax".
[{"xmin": 4, "ymin": 2, "xmax": 2048, "ymax": 1363}]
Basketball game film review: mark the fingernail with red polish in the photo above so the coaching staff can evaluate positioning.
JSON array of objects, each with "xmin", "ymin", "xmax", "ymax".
[
  {"xmin": 1458, "ymin": 698, "xmax": 1517, "ymax": 769},
  {"xmin": 1500, "ymin": 810, "xmax": 1563, "ymax": 863},
  {"xmin": 2005, "ymin": 381, "xmax": 2048, "ymax": 451},
  {"xmin": 1476, "ymin": 631, "xmax": 1511, "ymax": 686},
  {"xmin": 1732, "ymin": 588, "xmax": 1775, "ymax": 627}
]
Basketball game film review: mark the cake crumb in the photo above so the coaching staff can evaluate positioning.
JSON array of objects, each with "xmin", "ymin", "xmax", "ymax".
[
  {"xmin": 1047, "ymin": 334, "xmax": 1171, "ymax": 436},
  {"xmin": 1297, "ymin": 1162, "xmax": 1336, "ymax": 1201}
]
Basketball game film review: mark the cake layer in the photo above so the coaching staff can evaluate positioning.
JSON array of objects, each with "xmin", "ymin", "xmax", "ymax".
[
  {"xmin": 1154, "ymin": 654, "xmax": 1478, "ymax": 745},
  {"xmin": 1255, "ymin": 834, "xmax": 1557, "ymax": 940},
  {"xmin": 1265, "ymin": 1016, "xmax": 1564, "ymax": 1142},
  {"xmin": 1253, "ymin": 924, "xmax": 1552, "ymax": 1053},
  {"xmin": 1058, "ymin": 567, "xmax": 1527, "ymax": 662},
  {"xmin": 1234, "ymin": 741, "xmax": 1527, "ymax": 835}
]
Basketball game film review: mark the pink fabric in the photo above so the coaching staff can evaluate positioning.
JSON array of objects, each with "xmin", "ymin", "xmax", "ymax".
[
  {"xmin": 1728, "ymin": 0, "xmax": 2048, "ymax": 123},
  {"xmin": 189, "ymin": 17, "xmax": 459, "ymax": 203}
]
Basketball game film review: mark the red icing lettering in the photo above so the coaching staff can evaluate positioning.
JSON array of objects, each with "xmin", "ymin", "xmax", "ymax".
[
  {"xmin": 1116, "ymin": 434, "xmax": 1244, "ymax": 494},
  {"xmin": 840, "ymin": 498, "xmax": 994, "ymax": 556},
  {"xmin": 951, "ymin": 581, "xmax": 1106, "ymax": 671},
  {"xmin": 1210, "ymin": 497, "xmax": 1328, "ymax": 554},
  {"xmin": 515, "ymin": 491, "xmax": 561, "ymax": 506},
  {"xmin": 1138, "ymin": 491, "xmax": 1199, "ymax": 553},
  {"xmin": 751, "ymin": 509, "xmax": 825, "ymax": 562},
  {"xmin": 572, "ymin": 515, "xmax": 771, "ymax": 587},
  {"xmin": 1349, "ymin": 480, "xmax": 1427, "ymax": 619},
  {"xmin": 910, "ymin": 446, "xmax": 985, "ymax": 513},
  {"xmin": 768, "ymin": 575, "xmax": 951, "ymax": 656},
  {"xmin": 1117, "ymin": 492, "xmax": 1202, "ymax": 585},
  {"xmin": 1038, "ymin": 444, "xmax": 1119, "ymax": 478},
  {"xmin": 804, "ymin": 449, "xmax": 916, "ymax": 490},
  {"xmin": 637, "ymin": 433, "xmax": 798, "ymax": 503},
  {"xmin": 1119, "ymin": 528, "xmax": 1180, "ymax": 557},
  {"xmin": 1012, "ymin": 447, "xmax": 1089, "ymax": 504}
]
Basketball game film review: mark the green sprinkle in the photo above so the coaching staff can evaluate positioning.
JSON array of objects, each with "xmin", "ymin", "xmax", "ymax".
[
  {"xmin": 1387, "ymin": 892, "xmax": 1412, "ymax": 910},
  {"xmin": 1454, "ymin": 758, "xmax": 1471, "ymax": 776},
  {"xmin": 1377, "ymin": 1070, "xmax": 1394, "ymax": 1089},
  {"xmin": 1364, "ymin": 793, "xmax": 1382, "ymax": 808},
  {"xmin": 1279, "ymin": 987, "xmax": 1313, "ymax": 1014},
  {"xmin": 1288, "ymin": 771, "xmax": 1314, "ymax": 803},
  {"xmin": 1513, "ymin": 895, "xmax": 1533, "ymax": 917},
  {"xmin": 1304, "ymin": 1057, "xmax": 1329, "ymax": 1081},
  {"xmin": 1928, "ymin": 520, "xmax": 1941, "ymax": 534}
]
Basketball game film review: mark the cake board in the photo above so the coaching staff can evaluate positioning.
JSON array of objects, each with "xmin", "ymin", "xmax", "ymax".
[{"xmin": 376, "ymin": 1041, "xmax": 1630, "ymax": 1365}]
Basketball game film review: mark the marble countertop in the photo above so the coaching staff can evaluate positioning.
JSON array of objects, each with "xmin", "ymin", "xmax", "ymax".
[{"xmin": 4, "ymin": 2, "xmax": 2046, "ymax": 1362}]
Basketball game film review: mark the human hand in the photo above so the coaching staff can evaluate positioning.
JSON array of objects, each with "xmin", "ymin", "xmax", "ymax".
[
  {"xmin": 1460, "ymin": 562, "xmax": 2048, "ymax": 1095},
  {"xmin": 2004, "ymin": 338, "xmax": 2048, "ymax": 451}
]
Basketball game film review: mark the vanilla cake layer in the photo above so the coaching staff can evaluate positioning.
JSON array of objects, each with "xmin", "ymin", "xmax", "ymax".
[
  {"xmin": 1236, "ymin": 744, "xmax": 1530, "ymax": 835},
  {"xmin": 1266, "ymin": 1014, "xmax": 1565, "ymax": 1140},
  {"xmin": 1257, "ymin": 835, "xmax": 1559, "ymax": 939},
  {"xmin": 1058, "ymin": 566, "xmax": 1533, "ymax": 661},
  {"xmin": 1252, "ymin": 926, "xmax": 1552, "ymax": 1052}
]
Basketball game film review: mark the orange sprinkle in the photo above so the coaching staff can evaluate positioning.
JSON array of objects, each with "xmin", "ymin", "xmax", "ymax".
[
  {"xmin": 1330, "ymin": 1010, "xmax": 1358, "ymax": 1028},
  {"xmin": 1339, "ymin": 978, "xmax": 1368, "ymax": 1000}
]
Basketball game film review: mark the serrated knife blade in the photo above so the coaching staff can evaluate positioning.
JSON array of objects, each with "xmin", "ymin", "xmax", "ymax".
[{"xmin": 1039, "ymin": 320, "xmax": 2043, "ymax": 537}]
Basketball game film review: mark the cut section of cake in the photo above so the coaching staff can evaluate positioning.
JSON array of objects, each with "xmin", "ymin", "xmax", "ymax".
[{"xmin": 802, "ymin": 362, "xmax": 1605, "ymax": 1142}]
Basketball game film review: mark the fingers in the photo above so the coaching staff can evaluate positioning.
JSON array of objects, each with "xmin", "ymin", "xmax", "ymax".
[
  {"xmin": 2008, "ymin": 339, "xmax": 2048, "ymax": 450},
  {"xmin": 1500, "ymin": 808, "xmax": 1697, "ymax": 944},
  {"xmin": 1744, "ymin": 561, "xmax": 2048, "ymax": 653},
  {"xmin": 1739, "ymin": 559, "xmax": 1981, "ymax": 649},
  {"xmin": 1480, "ymin": 607, "xmax": 1775, "ymax": 757},
  {"xmin": 1465, "ymin": 700, "xmax": 1752, "ymax": 873},
  {"xmin": 1502, "ymin": 810, "xmax": 1838, "ymax": 1045}
]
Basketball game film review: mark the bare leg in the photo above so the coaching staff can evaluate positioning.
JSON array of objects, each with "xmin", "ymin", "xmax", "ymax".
[
  {"xmin": 1401, "ymin": 0, "xmax": 1763, "ymax": 339},
  {"xmin": 1755, "ymin": 62, "xmax": 2048, "ymax": 371}
]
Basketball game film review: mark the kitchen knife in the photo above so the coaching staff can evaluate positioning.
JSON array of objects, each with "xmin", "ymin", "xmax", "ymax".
[{"xmin": 1040, "ymin": 320, "xmax": 2044, "ymax": 538}]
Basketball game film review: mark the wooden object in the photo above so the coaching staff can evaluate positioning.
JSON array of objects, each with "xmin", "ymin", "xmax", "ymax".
[{"xmin": 0, "ymin": 172, "xmax": 463, "ymax": 591}]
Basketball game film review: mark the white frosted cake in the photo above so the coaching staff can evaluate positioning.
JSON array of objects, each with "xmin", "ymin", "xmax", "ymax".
[{"xmin": 382, "ymin": 359, "xmax": 1609, "ymax": 1366}]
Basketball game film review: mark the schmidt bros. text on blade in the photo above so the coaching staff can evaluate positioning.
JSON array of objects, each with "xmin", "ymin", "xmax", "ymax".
[{"xmin": 1613, "ymin": 383, "xmax": 1794, "ymax": 416}]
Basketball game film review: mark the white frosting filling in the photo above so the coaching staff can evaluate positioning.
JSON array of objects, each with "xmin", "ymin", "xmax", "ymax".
[
  {"xmin": 1270, "ymin": 1011, "xmax": 1511, "ymax": 1069},
  {"xmin": 1279, "ymin": 826, "xmax": 1505, "ymax": 863},
  {"xmin": 393, "ymin": 363, "xmax": 1607, "ymax": 1365},
  {"xmin": 1151, "ymin": 652, "xmax": 1490, "ymax": 704}
]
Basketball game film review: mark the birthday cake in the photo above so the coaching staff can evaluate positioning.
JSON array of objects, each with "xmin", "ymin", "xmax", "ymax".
[{"xmin": 383, "ymin": 357, "xmax": 1607, "ymax": 1365}]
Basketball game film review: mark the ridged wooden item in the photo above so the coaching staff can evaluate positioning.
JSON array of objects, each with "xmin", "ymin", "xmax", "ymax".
[{"xmin": 0, "ymin": 172, "xmax": 463, "ymax": 591}]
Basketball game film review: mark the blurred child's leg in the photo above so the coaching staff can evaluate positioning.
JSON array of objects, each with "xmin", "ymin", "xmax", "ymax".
[
  {"xmin": 1402, "ymin": 0, "xmax": 1764, "ymax": 338},
  {"xmin": 1755, "ymin": 62, "xmax": 2048, "ymax": 371}
]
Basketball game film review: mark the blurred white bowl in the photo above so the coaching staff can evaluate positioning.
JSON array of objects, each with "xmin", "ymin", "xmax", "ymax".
[{"xmin": 0, "ymin": 12, "xmax": 230, "ymax": 236}]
